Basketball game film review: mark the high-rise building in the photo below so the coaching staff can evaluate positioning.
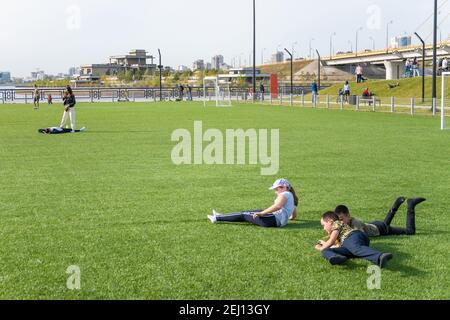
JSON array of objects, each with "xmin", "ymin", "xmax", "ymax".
[
  {"xmin": 0, "ymin": 71, "xmax": 11, "ymax": 83},
  {"xmin": 193, "ymin": 59, "xmax": 205, "ymax": 70},
  {"xmin": 390, "ymin": 36, "xmax": 412, "ymax": 49},
  {"xmin": 211, "ymin": 55, "xmax": 224, "ymax": 70},
  {"xmin": 271, "ymin": 51, "xmax": 284, "ymax": 63}
]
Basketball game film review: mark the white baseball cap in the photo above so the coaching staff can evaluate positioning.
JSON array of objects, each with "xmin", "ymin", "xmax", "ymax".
[{"xmin": 269, "ymin": 178, "xmax": 291, "ymax": 190}]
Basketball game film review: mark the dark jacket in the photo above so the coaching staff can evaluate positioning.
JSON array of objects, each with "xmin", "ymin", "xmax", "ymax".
[{"xmin": 63, "ymin": 94, "xmax": 76, "ymax": 108}]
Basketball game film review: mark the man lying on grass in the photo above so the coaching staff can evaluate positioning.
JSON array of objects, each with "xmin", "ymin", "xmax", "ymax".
[
  {"xmin": 315, "ymin": 211, "xmax": 393, "ymax": 268},
  {"xmin": 38, "ymin": 127, "xmax": 86, "ymax": 134},
  {"xmin": 335, "ymin": 197, "xmax": 426, "ymax": 237}
]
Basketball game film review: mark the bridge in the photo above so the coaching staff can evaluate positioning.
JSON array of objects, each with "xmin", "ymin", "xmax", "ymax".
[{"xmin": 323, "ymin": 41, "xmax": 450, "ymax": 80}]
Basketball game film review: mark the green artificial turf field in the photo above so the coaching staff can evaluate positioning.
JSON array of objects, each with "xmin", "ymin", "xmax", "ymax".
[{"xmin": 0, "ymin": 102, "xmax": 449, "ymax": 299}]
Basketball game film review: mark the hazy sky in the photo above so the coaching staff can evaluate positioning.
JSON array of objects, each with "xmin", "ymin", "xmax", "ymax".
[{"xmin": 1, "ymin": 0, "xmax": 449, "ymax": 77}]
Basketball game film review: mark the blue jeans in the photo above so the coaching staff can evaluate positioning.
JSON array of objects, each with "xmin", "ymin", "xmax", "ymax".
[
  {"xmin": 216, "ymin": 209, "xmax": 278, "ymax": 228},
  {"xmin": 321, "ymin": 231, "xmax": 383, "ymax": 265}
]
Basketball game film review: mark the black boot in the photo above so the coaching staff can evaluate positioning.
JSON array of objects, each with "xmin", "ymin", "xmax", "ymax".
[
  {"xmin": 406, "ymin": 198, "xmax": 426, "ymax": 235},
  {"xmin": 384, "ymin": 197, "xmax": 406, "ymax": 226}
]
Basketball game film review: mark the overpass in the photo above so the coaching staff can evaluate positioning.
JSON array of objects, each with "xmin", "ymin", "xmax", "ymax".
[{"xmin": 322, "ymin": 41, "xmax": 450, "ymax": 80}]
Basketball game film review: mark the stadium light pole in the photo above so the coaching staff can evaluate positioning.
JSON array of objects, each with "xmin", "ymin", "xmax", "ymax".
[
  {"xmin": 414, "ymin": 32, "xmax": 426, "ymax": 103},
  {"xmin": 386, "ymin": 20, "xmax": 393, "ymax": 53},
  {"xmin": 252, "ymin": 0, "xmax": 256, "ymax": 102},
  {"xmin": 356, "ymin": 27, "xmax": 363, "ymax": 57},
  {"xmin": 369, "ymin": 36, "xmax": 375, "ymax": 51},
  {"xmin": 432, "ymin": 0, "xmax": 438, "ymax": 113},
  {"xmin": 330, "ymin": 32, "xmax": 336, "ymax": 60},
  {"xmin": 284, "ymin": 48, "xmax": 293, "ymax": 104},
  {"xmin": 316, "ymin": 49, "xmax": 321, "ymax": 90},
  {"xmin": 158, "ymin": 49, "xmax": 163, "ymax": 102}
]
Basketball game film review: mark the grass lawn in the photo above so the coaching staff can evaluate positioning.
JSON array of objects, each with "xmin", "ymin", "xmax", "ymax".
[{"xmin": 0, "ymin": 101, "xmax": 449, "ymax": 300}]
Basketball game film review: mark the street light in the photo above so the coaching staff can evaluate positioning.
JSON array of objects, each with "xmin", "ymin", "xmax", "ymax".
[
  {"xmin": 356, "ymin": 27, "xmax": 363, "ymax": 57},
  {"xmin": 330, "ymin": 32, "xmax": 336, "ymax": 60},
  {"xmin": 432, "ymin": 0, "xmax": 438, "ymax": 112},
  {"xmin": 414, "ymin": 32, "xmax": 426, "ymax": 103},
  {"xmin": 292, "ymin": 41, "xmax": 298, "ymax": 60},
  {"xmin": 386, "ymin": 20, "xmax": 394, "ymax": 53},
  {"xmin": 252, "ymin": 0, "xmax": 256, "ymax": 102},
  {"xmin": 158, "ymin": 49, "xmax": 163, "ymax": 102},
  {"xmin": 284, "ymin": 48, "xmax": 293, "ymax": 106},
  {"xmin": 309, "ymin": 38, "xmax": 315, "ymax": 59}
]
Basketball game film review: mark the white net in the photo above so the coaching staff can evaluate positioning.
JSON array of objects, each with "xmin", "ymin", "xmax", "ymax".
[
  {"xmin": 203, "ymin": 77, "xmax": 232, "ymax": 107},
  {"xmin": 442, "ymin": 72, "xmax": 450, "ymax": 130}
]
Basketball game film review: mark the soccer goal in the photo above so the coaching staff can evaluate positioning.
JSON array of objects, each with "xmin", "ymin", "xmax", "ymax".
[
  {"xmin": 441, "ymin": 72, "xmax": 450, "ymax": 130},
  {"xmin": 203, "ymin": 76, "xmax": 232, "ymax": 107}
]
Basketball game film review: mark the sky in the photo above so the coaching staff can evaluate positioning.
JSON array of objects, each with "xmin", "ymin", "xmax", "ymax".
[{"xmin": 0, "ymin": 0, "xmax": 449, "ymax": 77}]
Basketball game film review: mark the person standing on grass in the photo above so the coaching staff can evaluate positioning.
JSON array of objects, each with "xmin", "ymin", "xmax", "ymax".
[
  {"xmin": 60, "ymin": 85, "xmax": 77, "ymax": 132},
  {"xmin": 442, "ymin": 57, "xmax": 449, "ymax": 72},
  {"xmin": 343, "ymin": 81, "xmax": 350, "ymax": 103},
  {"xmin": 260, "ymin": 83, "xmax": 265, "ymax": 101},
  {"xmin": 315, "ymin": 211, "xmax": 393, "ymax": 268},
  {"xmin": 33, "ymin": 84, "xmax": 40, "ymax": 110},
  {"xmin": 335, "ymin": 197, "xmax": 426, "ymax": 237},
  {"xmin": 311, "ymin": 80, "xmax": 318, "ymax": 105},
  {"xmin": 187, "ymin": 84, "xmax": 193, "ymax": 101},
  {"xmin": 356, "ymin": 64, "xmax": 363, "ymax": 83},
  {"xmin": 207, "ymin": 179, "xmax": 299, "ymax": 228}
]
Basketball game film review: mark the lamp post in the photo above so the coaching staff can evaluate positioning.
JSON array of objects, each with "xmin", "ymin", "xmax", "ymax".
[
  {"xmin": 356, "ymin": 27, "xmax": 363, "ymax": 57},
  {"xmin": 369, "ymin": 36, "xmax": 375, "ymax": 51},
  {"xmin": 316, "ymin": 50, "xmax": 321, "ymax": 90},
  {"xmin": 309, "ymin": 38, "xmax": 315, "ymax": 59},
  {"xmin": 284, "ymin": 48, "xmax": 293, "ymax": 104},
  {"xmin": 330, "ymin": 32, "xmax": 336, "ymax": 60},
  {"xmin": 158, "ymin": 49, "xmax": 163, "ymax": 102},
  {"xmin": 414, "ymin": 32, "xmax": 426, "ymax": 103},
  {"xmin": 432, "ymin": 0, "xmax": 438, "ymax": 113},
  {"xmin": 386, "ymin": 20, "xmax": 393, "ymax": 53},
  {"xmin": 252, "ymin": 0, "xmax": 256, "ymax": 102}
]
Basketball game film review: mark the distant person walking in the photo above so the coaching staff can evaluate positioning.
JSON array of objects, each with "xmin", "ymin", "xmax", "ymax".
[
  {"xmin": 179, "ymin": 84, "xmax": 185, "ymax": 100},
  {"xmin": 33, "ymin": 84, "xmax": 40, "ymax": 110},
  {"xmin": 405, "ymin": 59, "xmax": 412, "ymax": 78},
  {"xmin": 356, "ymin": 65, "xmax": 364, "ymax": 83},
  {"xmin": 47, "ymin": 94, "xmax": 53, "ymax": 105},
  {"xmin": 412, "ymin": 58, "xmax": 420, "ymax": 77},
  {"xmin": 60, "ymin": 85, "xmax": 77, "ymax": 132},
  {"xmin": 260, "ymin": 83, "xmax": 265, "ymax": 101},
  {"xmin": 187, "ymin": 84, "xmax": 193, "ymax": 101},
  {"xmin": 312, "ymin": 80, "xmax": 318, "ymax": 105}
]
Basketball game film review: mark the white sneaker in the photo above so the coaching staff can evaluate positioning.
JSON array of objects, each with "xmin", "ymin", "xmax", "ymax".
[
  {"xmin": 212, "ymin": 209, "xmax": 221, "ymax": 217},
  {"xmin": 80, "ymin": 127, "xmax": 86, "ymax": 132},
  {"xmin": 207, "ymin": 215, "xmax": 217, "ymax": 224}
]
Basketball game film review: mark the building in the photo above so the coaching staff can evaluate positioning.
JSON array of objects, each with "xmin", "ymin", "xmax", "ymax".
[
  {"xmin": 211, "ymin": 55, "xmax": 224, "ymax": 70},
  {"xmin": 30, "ymin": 71, "xmax": 46, "ymax": 81},
  {"xmin": 178, "ymin": 65, "xmax": 190, "ymax": 72},
  {"xmin": 0, "ymin": 71, "xmax": 11, "ymax": 83},
  {"xmin": 391, "ymin": 36, "xmax": 412, "ymax": 49},
  {"xmin": 206, "ymin": 63, "xmax": 212, "ymax": 70},
  {"xmin": 193, "ymin": 59, "xmax": 205, "ymax": 70},
  {"xmin": 80, "ymin": 49, "xmax": 156, "ymax": 78},
  {"xmin": 271, "ymin": 51, "xmax": 284, "ymax": 63}
]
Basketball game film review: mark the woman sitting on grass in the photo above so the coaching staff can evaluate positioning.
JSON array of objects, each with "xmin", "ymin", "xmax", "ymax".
[{"xmin": 207, "ymin": 179, "xmax": 298, "ymax": 228}]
